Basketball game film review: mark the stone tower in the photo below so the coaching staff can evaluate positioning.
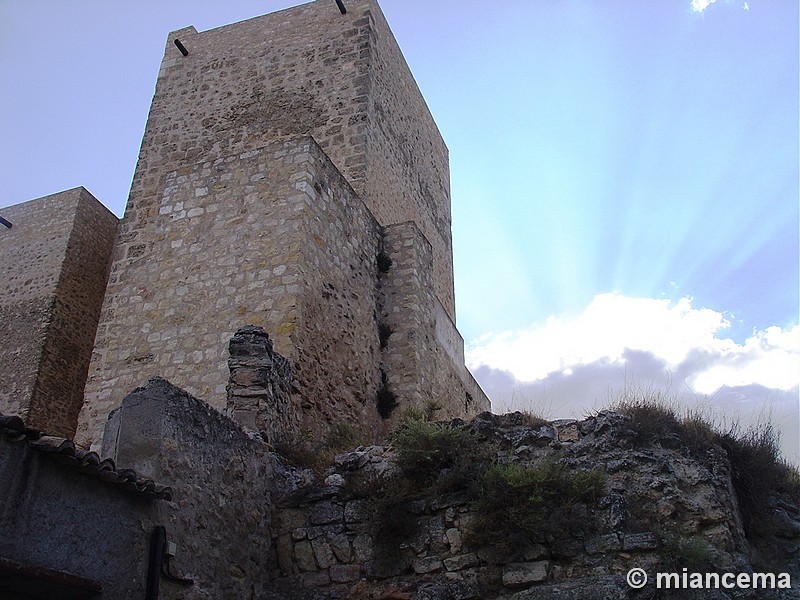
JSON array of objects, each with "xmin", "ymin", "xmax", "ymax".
[
  {"xmin": 76, "ymin": 0, "xmax": 489, "ymax": 449},
  {"xmin": 0, "ymin": 188, "xmax": 117, "ymax": 438}
]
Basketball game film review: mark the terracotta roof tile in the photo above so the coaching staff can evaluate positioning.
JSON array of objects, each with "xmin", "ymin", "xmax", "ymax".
[{"xmin": 0, "ymin": 412, "xmax": 172, "ymax": 501}]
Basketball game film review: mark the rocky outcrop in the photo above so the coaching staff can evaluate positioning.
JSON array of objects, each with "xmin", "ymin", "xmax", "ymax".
[{"xmin": 267, "ymin": 411, "xmax": 800, "ymax": 599}]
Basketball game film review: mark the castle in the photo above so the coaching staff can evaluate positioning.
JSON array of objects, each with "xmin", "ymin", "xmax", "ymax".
[
  {"xmin": 2, "ymin": 3, "xmax": 798, "ymax": 597},
  {"xmin": 0, "ymin": 0, "xmax": 489, "ymax": 449}
]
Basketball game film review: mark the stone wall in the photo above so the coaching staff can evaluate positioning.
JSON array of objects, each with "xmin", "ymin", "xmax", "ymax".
[
  {"xmin": 381, "ymin": 221, "xmax": 489, "ymax": 420},
  {"xmin": 103, "ymin": 377, "xmax": 281, "ymax": 598},
  {"xmin": 267, "ymin": 412, "xmax": 800, "ymax": 599},
  {"xmin": 120, "ymin": 0, "xmax": 454, "ymax": 318},
  {"xmin": 80, "ymin": 136, "xmax": 390, "ymax": 447},
  {"xmin": 0, "ymin": 188, "xmax": 117, "ymax": 438},
  {"xmin": 78, "ymin": 0, "xmax": 484, "ymax": 448}
]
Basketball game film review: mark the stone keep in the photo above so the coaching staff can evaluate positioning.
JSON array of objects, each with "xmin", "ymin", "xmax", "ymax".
[
  {"xmin": 0, "ymin": 188, "xmax": 118, "ymax": 438},
  {"xmin": 65, "ymin": 0, "xmax": 489, "ymax": 448}
]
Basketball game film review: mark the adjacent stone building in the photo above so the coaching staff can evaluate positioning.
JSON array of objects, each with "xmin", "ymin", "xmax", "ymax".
[{"xmin": 0, "ymin": 188, "xmax": 117, "ymax": 439}]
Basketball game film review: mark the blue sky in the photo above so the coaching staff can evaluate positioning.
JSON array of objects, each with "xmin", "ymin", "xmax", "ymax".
[{"xmin": 1, "ymin": 0, "xmax": 797, "ymax": 460}]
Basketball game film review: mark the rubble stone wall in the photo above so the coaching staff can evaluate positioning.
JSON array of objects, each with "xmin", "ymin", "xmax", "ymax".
[
  {"xmin": 381, "ymin": 222, "xmax": 489, "ymax": 420},
  {"xmin": 0, "ymin": 188, "xmax": 117, "ymax": 438},
  {"xmin": 104, "ymin": 377, "xmax": 280, "ymax": 599},
  {"xmin": 267, "ymin": 411, "xmax": 800, "ymax": 599}
]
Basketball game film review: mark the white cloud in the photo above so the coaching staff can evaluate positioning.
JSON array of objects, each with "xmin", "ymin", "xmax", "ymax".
[
  {"xmin": 690, "ymin": 326, "xmax": 800, "ymax": 393},
  {"xmin": 467, "ymin": 293, "xmax": 738, "ymax": 381},
  {"xmin": 691, "ymin": 0, "xmax": 719, "ymax": 14},
  {"xmin": 466, "ymin": 293, "xmax": 799, "ymax": 463}
]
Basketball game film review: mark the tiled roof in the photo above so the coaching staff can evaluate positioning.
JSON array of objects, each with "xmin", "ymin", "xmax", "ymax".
[{"xmin": 0, "ymin": 413, "xmax": 172, "ymax": 500}]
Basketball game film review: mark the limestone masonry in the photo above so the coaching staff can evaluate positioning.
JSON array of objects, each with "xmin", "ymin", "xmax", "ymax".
[
  {"xmin": 0, "ymin": 0, "xmax": 489, "ymax": 449},
  {"xmin": 0, "ymin": 188, "xmax": 117, "ymax": 439},
  {"xmin": 1, "ymin": 3, "xmax": 798, "ymax": 598}
]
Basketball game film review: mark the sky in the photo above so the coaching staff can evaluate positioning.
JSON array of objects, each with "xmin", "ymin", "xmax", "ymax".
[{"xmin": 1, "ymin": 0, "xmax": 797, "ymax": 461}]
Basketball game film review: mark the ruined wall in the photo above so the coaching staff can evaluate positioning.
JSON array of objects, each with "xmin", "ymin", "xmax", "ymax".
[
  {"xmin": 104, "ymin": 377, "xmax": 279, "ymax": 598},
  {"xmin": 266, "ymin": 412, "xmax": 800, "ymax": 599},
  {"xmin": 0, "ymin": 188, "xmax": 117, "ymax": 438}
]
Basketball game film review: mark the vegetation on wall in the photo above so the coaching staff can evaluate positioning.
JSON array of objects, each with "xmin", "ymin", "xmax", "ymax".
[
  {"xmin": 365, "ymin": 411, "xmax": 607, "ymax": 560},
  {"xmin": 376, "ymin": 370, "xmax": 398, "ymax": 419},
  {"xmin": 613, "ymin": 391, "xmax": 800, "ymax": 564}
]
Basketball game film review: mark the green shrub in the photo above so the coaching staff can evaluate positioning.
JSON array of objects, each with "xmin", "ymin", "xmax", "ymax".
[
  {"xmin": 661, "ymin": 535, "xmax": 715, "ymax": 571},
  {"xmin": 393, "ymin": 415, "xmax": 487, "ymax": 489},
  {"xmin": 614, "ymin": 395, "xmax": 720, "ymax": 458},
  {"xmin": 719, "ymin": 422, "xmax": 800, "ymax": 539},
  {"xmin": 469, "ymin": 460, "xmax": 606, "ymax": 555}
]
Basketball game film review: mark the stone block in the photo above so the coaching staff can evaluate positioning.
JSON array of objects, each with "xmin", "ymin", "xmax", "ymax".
[
  {"xmin": 585, "ymin": 533, "xmax": 621, "ymax": 555},
  {"xmin": 443, "ymin": 553, "xmax": 479, "ymax": 572},
  {"xmin": 311, "ymin": 537, "xmax": 336, "ymax": 569},
  {"xmin": 328, "ymin": 532, "xmax": 352, "ymax": 563},
  {"xmin": 294, "ymin": 540, "xmax": 317, "ymax": 572},
  {"xmin": 502, "ymin": 561, "xmax": 549, "ymax": 588},
  {"xmin": 353, "ymin": 533, "xmax": 374, "ymax": 562},
  {"xmin": 622, "ymin": 532, "xmax": 658, "ymax": 552},
  {"xmin": 413, "ymin": 556, "xmax": 444, "ymax": 574},
  {"xmin": 310, "ymin": 500, "xmax": 343, "ymax": 525},
  {"xmin": 330, "ymin": 564, "xmax": 361, "ymax": 583},
  {"xmin": 299, "ymin": 570, "xmax": 331, "ymax": 587},
  {"xmin": 446, "ymin": 528, "xmax": 463, "ymax": 553}
]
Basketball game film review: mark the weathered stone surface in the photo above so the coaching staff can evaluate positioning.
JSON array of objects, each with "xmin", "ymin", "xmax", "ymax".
[
  {"xmin": 276, "ymin": 534, "xmax": 295, "ymax": 575},
  {"xmin": 345, "ymin": 499, "xmax": 369, "ymax": 523},
  {"xmin": 299, "ymin": 570, "xmax": 331, "ymax": 588},
  {"xmin": 311, "ymin": 537, "xmax": 337, "ymax": 570},
  {"xmin": 413, "ymin": 557, "xmax": 444, "ymax": 574},
  {"xmin": 622, "ymin": 532, "xmax": 658, "ymax": 552},
  {"xmin": 353, "ymin": 533, "xmax": 374, "ymax": 562},
  {"xmin": 443, "ymin": 553, "xmax": 479, "ymax": 572},
  {"xmin": 329, "ymin": 532, "xmax": 353, "ymax": 563},
  {"xmin": 311, "ymin": 501, "xmax": 344, "ymax": 525},
  {"xmin": 584, "ymin": 534, "xmax": 621, "ymax": 555},
  {"xmin": 502, "ymin": 562, "xmax": 549, "ymax": 588},
  {"xmin": 294, "ymin": 540, "xmax": 317, "ymax": 572},
  {"xmin": 0, "ymin": 188, "xmax": 117, "ymax": 439},
  {"xmin": 330, "ymin": 564, "xmax": 361, "ymax": 583},
  {"xmin": 446, "ymin": 528, "xmax": 463, "ymax": 553}
]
